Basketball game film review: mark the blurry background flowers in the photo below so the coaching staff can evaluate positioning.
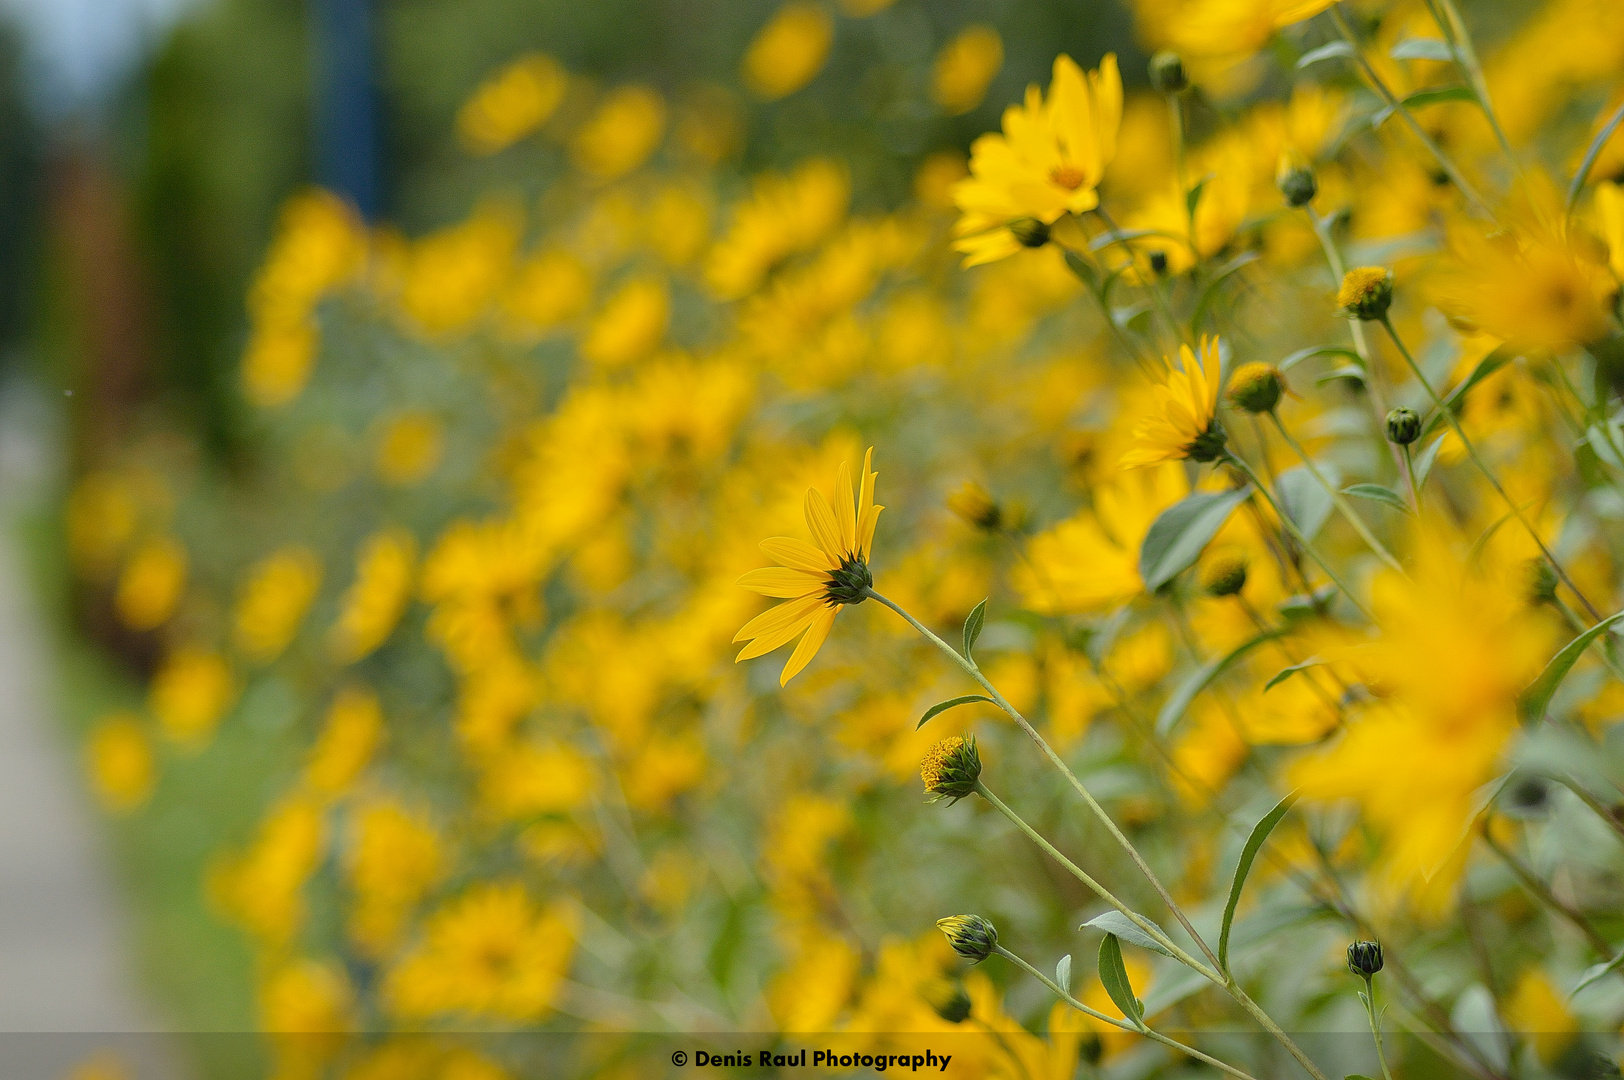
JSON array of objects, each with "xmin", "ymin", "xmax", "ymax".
[{"xmin": 10, "ymin": 0, "xmax": 1624, "ymax": 1077}]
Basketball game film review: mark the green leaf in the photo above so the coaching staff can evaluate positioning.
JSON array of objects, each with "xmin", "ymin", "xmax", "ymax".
[
  {"xmin": 1571, "ymin": 950, "xmax": 1624, "ymax": 998},
  {"xmin": 1278, "ymin": 345, "xmax": 1362, "ymax": 373},
  {"xmin": 1081, "ymin": 910, "xmax": 1175, "ymax": 958},
  {"xmin": 1372, "ymin": 85, "xmax": 1475, "ymax": 127},
  {"xmin": 1315, "ymin": 364, "xmax": 1367, "ymax": 386},
  {"xmin": 1347, "ymin": 1074, "xmax": 1379, "ymax": 1080},
  {"xmin": 1062, "ymin": 249, "xmax": 1099, "ymax": 291},
  {"xmin": 1567, "ymin": 100, "xmax": 1624, "ymax": 215},
  {"xmin": 1518, "ymin": 611, "xmax": 1624, "ymax": 724},
  {"xmin": 1297, "ymin": 40, "xmax": 1354, "ymax": 67},
  {"xmin": 1342, "ymin": 483, "xmax": 1410, "ymax": 513},
  {"xmin": 1389, "ymin": 37, "xmax": 1455, "ymax": 61},
  {"xmin": 1276, "ymin": 465, "xmax": 1336, "ymax": 540},
  {"xmin": 1056, "ymin": 953, "xmax": 1072, "ymax": 992},
  {"xmin": 1423, "ymin": 347, "xmax": 1512, "ymax": 438},
  {"xmin": 1412, "ymin": 433, "xmax": 1447, "ymax": 488},
  {"xmin": 1218, "ymin": 792, "xmax": 1298, "ymax": 972},
  {"xmin": 1156, "ymin": 630, "xmax": 1282, "ymax": 737},
  {"xmin": 1264, "ymin": 656, "xmax": 1323, "ymax": 692},
  {"xmin": 1139, "ymin": 488, "xmax": 1253, "ymax": 593},
  {"xmin": 916, "ymin": 695, "xmax": 995, "ymax": 730},
  {"xmin": 1096, "ymin": 935, "xmax": 1146, "ymax": 1027},
  {"xmin": 962, "ymin": 599, "xmax": 987, "ymax": 662},
  {"xmin": 1191, "ymin": 251, "xmax": 1260, "ymax": 334},
  {"xmin": 1185, "ymin": 175, "xmax": 1210, "ymax": 222}
]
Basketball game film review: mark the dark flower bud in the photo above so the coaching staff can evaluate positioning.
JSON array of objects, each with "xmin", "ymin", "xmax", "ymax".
[
  {"xmin": 1148, "ymin": 249, "xmax": 1170, "ymax": 275},
  {"xmin": 1149, "ymin": 51, "xmax": 1188, "ymax": 94},
  {"xmin": 947, "ymin": 482, "xmax": 1001, "ymax": 530},
  {"xmin": 1347, "ymin": 940, "xmax": 1384, "ymax": 978},
  {"xmin": 1010, "ymin": 217, "xmax": 1051, "ymax": 249},
  {"xmin": 1524, "ymin": 558, "xmax": 1559, "ymax": 606},
  {"xmin": 1277, "ymin": 151, "xmax": 1318, "ymax": 208},
  {"xmin": 938, "ymin": 914, "xmax": 998, "ymax": 963},
  {"xmin": 1385, "ymin": 407, "xmax": 1421, "ymax": 446},
  {"xmin": 925, "ymin": 981, "xmax": 972, "ymax": 1024},
  {"xmin": 1200, "ymin": 550, "xmax": 1249, "ymax": 597},
  {"xmin": 1227, "ymin": 362, "xmax": 1284, "ymax": 414}
]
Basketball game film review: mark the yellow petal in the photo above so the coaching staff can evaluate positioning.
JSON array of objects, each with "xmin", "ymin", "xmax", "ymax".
[
  {"xmin": 779, "ymin": 603, "xmax": 840, "ymax": 685},
  {"xmin": 835, "ymin": 460, "xmax": 857, "ymax": 557},
  {"xmin": 737, "ymin": 567, "xmax": 826, "ymax": 598},
  {"xmin": 858, "ymin": 447, "xmax": 876, "ymax": 520},
  {"xmin": 733, "ymin": 592, "xmax": 825, "ymax": 645},
  {"xmin": 804, "ymin": 487, "xmax": 843, "ymax": 561},
  {"xmin": 760, "ymin": 536, "xmax": 835, "ymax": 572},
  {"xmin": 857, "ymin": 503, "xmax": 883, "ymax": 561},
  {"xmin": 736, "ymin": 606, "xmax": 821, "ymax": 662}
]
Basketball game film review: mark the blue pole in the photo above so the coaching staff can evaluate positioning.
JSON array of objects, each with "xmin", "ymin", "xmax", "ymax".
[{"xmin": 311, "ymin": 0, "xmax": 380, "ymax": 220}]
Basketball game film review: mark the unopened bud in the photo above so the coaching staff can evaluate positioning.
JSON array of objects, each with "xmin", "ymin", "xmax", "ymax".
[
  {"xmin": 1523, "ymin": 558, "xmax": 1559, "ymax": 606},
  {"xmin": 1347, "ymin": 940, "xmax": 1384, "ymax": 978},
  {"xmin": 921, "ymin": 734, "xmax": 983, "ymax": 804},
  {"xmin": 1277, "ymin": 151, "xmax": 1317, "ymax": 208},
  {"xmin": 1384, "ymin": 406, "xmax": 1421, "ymax": 446},
  {"xmin": 925, "ymin": 980, "xmax": 973, "ymax": 1024},
  {"xmin": 1226, "ymin": 362, "xmax": 1283, "ymax": 414},
  {"xmin": 1010, "ymin": 217, "xmax": 1051, "ymax": 249},
  {"xmin": 938, "ymin": 914, "xmax": 998, "ymax": 963},
  {"xmin": 1200, "ymin": 551, "xmax": 1249, "ymax": 597},
  {"xmin": 1148, "ymin": 51, "xmax": 1188, "ymax": 94},
  {"xmin": 1338, "ymin": 267, "xmax": 1393, "ymax": 321},
  {"xmin": 947, "ymin": 482, "xmax": 1001, "ymax": 531}
]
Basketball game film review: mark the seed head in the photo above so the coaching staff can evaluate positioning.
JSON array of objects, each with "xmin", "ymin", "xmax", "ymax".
[
  {"xmin": 1200, "ymin": 550, "xmax": 1249, "ymax": 598},
  {"xmin": 1010, "ymin": 217, "xmax": 1051, "ymax": 249},
  {"xmin": 938, "ymin": 914, "xmax": 998, "ymax": 963},
  {"xmin": 1385, "ymin": 406, "xmax": 1421, "ymax": 446},
  {"xmin": 1338, "ymin": 267, "xmax": 1393, "ymax": 321},
  {"xmin": 921, "ymin": 734, "xmax": 982, "ymax": 804},
  {"xmin": 1148, "ymin": 51, "xmax": 1188, "ymax": 94},
  {"xmin": 1226, "ymin": 362, "xmax": 1283, "ymax": 414},
  {"xmin": 1347, "ymin": 939, "xmax": 1384, "ymax": 978}
]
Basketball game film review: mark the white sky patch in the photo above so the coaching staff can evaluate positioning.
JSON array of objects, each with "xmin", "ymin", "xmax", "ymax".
[{"xmin": 0, "ymin": 0, "xmax": 203, "ymax": 118}]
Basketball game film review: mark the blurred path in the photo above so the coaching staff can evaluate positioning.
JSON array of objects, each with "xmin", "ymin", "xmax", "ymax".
[{"xmin": 0, "ymin": 385, "xmax": 177, "ymax": 1075}]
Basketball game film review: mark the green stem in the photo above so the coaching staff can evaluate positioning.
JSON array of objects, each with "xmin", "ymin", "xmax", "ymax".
[
  {"xmin": 1402, "ymin": 444, "xmax": 1421, "ymax": 510},
  {"xmin": 1096, "ymin": 204, "xmax": 1186, "ymax": 349},
  {"xmin": 993, "ymin": 945, "xmax": 1265, "ymax": 1080},
  {"xmin": 1480, "ymin": 830, "xmax": 1612, "ymax": 954},
  {"xmin": 867, "ymin": 586, "xmax": 1222, "ymax": 972},
  {"xmin": 1269, "ymin": 412, "xmax": 1405, "ymax": 574},
  {"xmin": 1559, "ymin": 774, "xmax": 1624, "ymax": 846},
  {"xmin": 1360, "ymin": 975, "xmax": 1398, "ymax": 1080},
  {"xmin": 975, "ymin": 781, "xmax": 1209, "ymax": 975},
  {"xmin": 1221, "ymin": 451, "xmax": 1378, "ymax": 623},
  {"xmin": 1329, "ymin": 5, "xmax": 1495, "ymax": 221},
  {"xmin": 1377, "ymin": 316, "xmax": 1605, "ymax": 621}
]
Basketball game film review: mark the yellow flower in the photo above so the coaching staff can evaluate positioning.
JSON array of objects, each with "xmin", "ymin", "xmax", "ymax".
[
  {"xmin": 385, "ymin": 883, "xmax": 577, "ymax": 1022},
  {"xmin": 85, "ymin": 712, "xmax": 155, "ymax": 813},
  {"xmin": 114, "ymin": 536, "xmax": 187, "ymax": 630},
  {"xmin": 375, "ymin": 413, "xmax": 443, "ymax": 486},
  {"xmin": 1169, "ymin": 0, "xmax": 1338, "ymax": 63},
  {"xmin": 1121, "ymin": 336, "xmax": 1226, "ymax": 466},
  {"xmin": 1596, "ymin": 181, "xmax": 1624, "ymax": 281},
  {"xmin": 259, "ymin": 958, "xmax": 354, "ymax": 1074},
  {"xmin": 149, "ymin": 646, "xmax": 236, "ymax": 747},
  {"xmin": 1443, "ymin": 225, "xmax": 1615, "ymax": 350},
  {"xmin": 931, "ymin": 26, "xmax": 1004, "ymax": 116},
  {"xmin": 580, "ymin": 275, "xmax": 670, "ymax": 368},
  {"xmin": 952, "ymin": 53, "xmax": 1122, "ymax": 266},
  {"xmin": 456, "ymin": 53, "xmax": 567, "ymax": 155},
  {"xmin": 399, "ymin": 201, "xmax": 521, "ymax": 336},
  {"xmin": 304, "ymin": 685, "xmax": 385, "ymax": 799},
  {"xmin": 233, "ymin": 546, "xmax": 323, "ymax": 663},
  {"xmin": 330, "ymin": 527, "xmax": 418, "ymax": 662},
  {"xmin": 735, "ymin": 448, "xmax": 882, "ymax": 685},
  {"xmin": 704, "ymin": 158, "xmax": 850, "ymax": 299},
  {"xmin": 570, "ymin": 85, "xmax": 666, "ymax": 180},
  {"xmin": 503, "ymin": 248, "xmax": 593, "ymax": 333},
  {"xmin": 741, "ymin": 3, "xmax": 833, "ymax": 101},
  {"xmin": 210, "ymin": 795, "xmax": 325, "ymax": 945},
  {"xmin": 346, "ymin": 799, "xmax": 444, "ymax": 957},
  {"xmin": 1503, "ymin": 967, "xmax": 1577, "ymax": 1064}
]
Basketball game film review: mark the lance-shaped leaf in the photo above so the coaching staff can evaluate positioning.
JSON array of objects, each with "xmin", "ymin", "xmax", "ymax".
[
  {"xmin": 1097, "ymin": 934, "xmax": 1146, "ymax": 1028},
  {"xmin": 1343, "ymin": 483, "xmax": 1410, "ymax": 513},
  {"xmin": 1297, "ymin": 40, "xmax": 1354, "ymax": 67},
  {"xmin": 1412, "ymin": 433, "xmax": 1447, "ymax": 488},
  {"xmin": 1371, "ymin": 85, "xmax": 1474, "ymax": 127},
  {"xmin": 1389, "ymin": 36, "xmax": 1454, "ymax": 61},
  {"xmin": 1056, "ymin": 954, "xmax": 1072, "ymax": 993},
  {"xmin": 917, "ymin": 695, "xmax": 995, "ymax": 730},
  {"xmin": 1278, "ymin": 344, "xmax": 1362, "ymax": 373},
  {"xmin": 1264, "ymin": 656, "xmax": 1324, "ymax": 692},
  {"xmin": 963, "ymin": 599, "xmax": 987, "ymax": 662},
  {"xmin": 1276, "ymin": 465, "xmax": 1335, "ymax": 540},
  {"xmin": 1518, "ymin": 611, "xmax": 1624, "ymax": 724},
  {"xmin": 1139, "ymin": 488, "xmax": 1253, "ymax": 593},
  {"xmin": 1218, "ymin": 792, "xmax": 1298, "ymax": 972},
  {"xmin": 1156, "ymin": 630, "xmax": 1281, "ymax": 737},
  {"xmin": 1081, "ymin": 909, "xmax": 1175, "ymax": 958},
  {"xmin": 1571, "ymin": 950, "xmax": 1624, "ymax": 998}
]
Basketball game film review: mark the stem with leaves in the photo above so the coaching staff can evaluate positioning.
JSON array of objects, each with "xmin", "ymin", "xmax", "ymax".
[{"xmin": 1267, "ymin": 411, "xmax": 1405, "ymax": 574}]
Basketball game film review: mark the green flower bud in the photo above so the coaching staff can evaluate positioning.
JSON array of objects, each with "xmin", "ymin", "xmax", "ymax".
[
  {"xmin": 921, "ymin": 734, "xmax": 982, "ymax": 804},
  {"xmin": 1148, "ymin": 51, "xmax": 1188, "ymax": 94},
  {"xmin": 1010, "ymin": 217, "xmax": 1051, "ymax": 249},
  {"xmin": 1347, "ymin": 940, "xmax": 1384, "ymax": 978},
  {"xmin": 1226, "ymin": 361, "xmax": 1284, "ymax": 414},
  {"xmin": 1200, "ymin": 550, "xmax": 1249, "ymax": 598},
  {"xmin": 1338, "ymin": 267, "xmax": 1393, "ymax": 321},
  {"xmin": 1524, "ymin": 558, "xmax": 1559, "ymax": 606},
  {"xmin": 938, "ymin": 914, "xmax": 998, "ymax": 963},
  {"xmin": 925, "ymin": 981, "xmax": 973, "ymax": 1024},
  {"xmin": 1385, "ymin": 406, "xmax": 1421, "ymax": 446},
  {"xmin": 1184, "ymin": 419, "xmax": 1228, "ymax": 464},
  {"xmin": 1277, "ymin": 152, "xmax": 1318, "ymax": 208}
]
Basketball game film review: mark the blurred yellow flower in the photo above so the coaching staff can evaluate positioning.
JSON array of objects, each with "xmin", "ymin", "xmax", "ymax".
[
  {"xmin": 400, "ymin": 202, "xmax": 521, "ymax": 336},
  {"xmin": 1121, "ymin": 336, "xmax": 1226, "ymax": 466},
  {"xmin": 330, "ymin": 527, "xmax": 418, "ymax": 662},
  {"xmin": 953, "ymin": 53, "xmax": 1121, "ymax": 266},
  {"xmin": 385, "ymin": 883, "xmax": 577, "ymax": 1022},
  {"xmin": 456, "ymin": 53, "xmax": 567, "ymax": 154},
  {"xmin": 346, "ymin": 799, "xmax": 444, "ymax": 957},
  {"xmin": 705, "ymin": 157, "xmax": 850, "ymax": 298},
  {"xmin": 1169, "ymin": 0, "xmax": 1338, "ymax": 62},
  {"xmin": 504, "ymin": 248, "xmax": 593, "ymax": 333},
  {"xmin": 1442, "ymin": 225, "xmax": 1615, "ymax": 350},
  {"xmin": 931, "ymin": 26, "xmax": 1004, "ymax": 116},
  {"xmin": 1597, "ymin": 181, "xmax": 1624, "ymax": 281},
  {"xmin": 570, "ymin": 85, "xmax": 666, "ymax": 180},
  {"xmin": 1503, "ymin": 967, "xmax": 1577, "ymax": 1063},
  {"xmin": 742, "ymin": 3, "xmax": 834, "ymax": 101},
  {"xmin": 581, "ymin": 275, "xmax": 670, "ymax": 368},
  {"xmin": 85, "ymin": 712, "xmax": 155, "ymax": 813},
  {"xmin": 66, "ymin": 471, "xmax": 140, "ymax": 574},
  {"xmin": 304, "ymin": 685, "xmax": 384, "ymax": 799},
  {"xmin": 211, "ymin": 795, "xmax": 325, "ymax": 945},
  {"xmin": 149, "ymin": 646, "xmax": 235, "ymax": 748},
  {"xmin": 114, "ymin": 536, "xmax": 186, "ymax": 631},
  {"xmin": 375, "ymin": 412, "xmax": 443, "ymax": 486},
  {"xmin": 234, "ymin": 546, "xmax": 323, "ymax": 663},
  {"xmin": 242, "ymin": 320, "xmax": 319, "ymax": 409},
  {"xmin": 735, "ymin": 448, "xmax": 882, "ymax": 685},
  {"xmin": 259, "ymin": 958, "xmax": 353, "ymax": 1068}
]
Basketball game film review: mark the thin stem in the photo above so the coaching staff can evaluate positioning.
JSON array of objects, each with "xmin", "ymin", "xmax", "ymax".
[
  {"xmin": 1222, "ymin": 451, "xmax": 1377, "ymax": 623},
  {"xmin": 1330, "ymin": 4, "xmax": 1496, "ymax": 221},
  {"xmin": 1360, "ymin": 975, "xmax": 1398, "ymax": 1080},
  {"xmin": 993, "ymin": 945, "xmax": 1265, "ymax": 1080},
  {"xmin": 1096, "ymin": 204, "xmax": 1186, "ymax": 348},
  {"xmin": 1402, "ymin": 443, "xmax": 1421, "ymax": 509},
  {"xmin": 1559, "ymin": 775, "xmax": 1624, "ymax": 846},
  {"xmin": 975, "ymin": 781, "xmax": 1209, "ymax": 975},
  {"xmin": 1377, "ymin": 315, "xmax": 1605, "ymax": 621},
  {"xmin": 1480, "ymin": 830, "xmax": 1612, "ymax": 954},
  {"xmin": 1269, "ymin": 411, "xmax": 1405, "ymax": 575},
  {"xmin": 867, "ymin": 586, "xmax": 1222, "ymax": 971}
]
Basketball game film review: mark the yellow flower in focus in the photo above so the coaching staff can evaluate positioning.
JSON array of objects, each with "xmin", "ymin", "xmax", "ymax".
[
  {"xmin": 504, "ymin": 248, "xmax": 593, "ymax": 333},
  {"xmin": 385, "ymin": 883, "xmax": 577, "ymax": 1022},
  {"xmin": 570, "ymin": 85, "xmax": 666, "ymax": 180},
  {"xmin": 931, "ymin": 26, "xmax": 1004, "ymax": 116},
  {"xmin": 85, "ymin": 712, "xmax": 155, "ymax": 813},
  {"xmin": 457, "ymin": 53, "xmax": 567, "ymax": 155},
  {"xmin": 330, "ymin": 527, "xmax": 418, "ymax": 662},
  {"xmin": 742, "ymin": 3, "xmax": 833, "ymax": 101},
  {"xmin": 234, "ymin": 546, "xmax": 323, "ymax": 663},
  {"xmin": 114, "ymin": 536, "xmax": 186, "ymax": 630},
  {"xmin": 1121, "ymin": 335, "xmax": 1226, "ymax": 466},
  {"xmin": 952, "ymin": 53, "xmax": 1122, "ymax": 266},
  {"xmin": 735, "ymin": 448, "xmax": 883, "ymax": 685},
  {"xmin": 375, "ymin": 413, "xmax": 443, "ymax": 486},
  {"xmin": 149, "ymin": 646, "xmax": 235, "ymax": 747},
  {"xmin": 304, "ymin": 685, "xmax": 385, "ymax": 799},
  {"xmin": 346, "ymin": 799, "xmax": 444, "ymax": 957},
  {"xmin": 581, "ymin": 275, "xmax": 670, "ymax": 368},
  {"xmin": 1503, "ymin": 967, "xmax": 1577, "ymax": 1063}
]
